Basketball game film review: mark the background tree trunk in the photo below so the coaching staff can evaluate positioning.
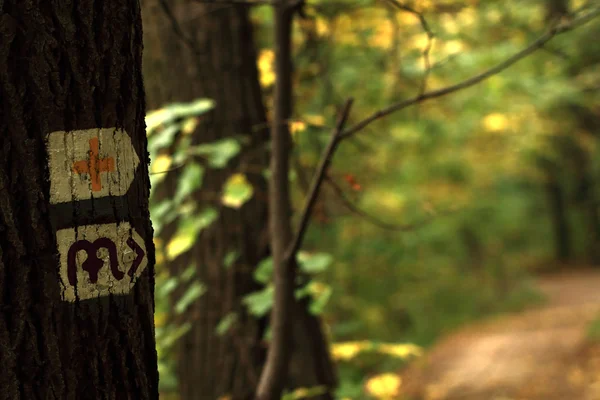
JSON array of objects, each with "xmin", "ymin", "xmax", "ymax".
[
  {"xmin": 141, "ymin": 1, "xmax": 337, "ymax": 398},
  {"xmin": 0, "ymin": 1, "xmax": 158, "ymax": 399}
]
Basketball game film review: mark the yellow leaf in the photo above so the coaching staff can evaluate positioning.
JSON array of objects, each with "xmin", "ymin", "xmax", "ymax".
[
  {"xmin": 309, "ymin": 281, "xmax": 327, "ymax": 296},
  {"xmin": 221, "ymin": 173, "xmax": 254, "ymax": 209},
  {"xmin": 369, "ymin": 19, "xmax": 394, "ymax": 50},
  {"xmin": 409, "ymin": 33, "xmax": 431, "ymax": 52},
  {"xmin": 316, "ymin": 17, "xmax": 329, "ymax": 36},
  {"xmin": 456, "ymin": 7, "xmax": 476, "ymax": 27},
  {"xmin": 151, "ymin": 154, "xmax": 172, "ymax": 174},
  {"xmin": 440, "ymin": 15, "xmax": 459, "ymax": 34},
  {"xmin": 305, "ymin": 114, "xmax": 326, "ymax": 127},
  {"xmin": 166, "ymin": 235, "xmax": 194, "ymax": 260},
  {"xmin": 482, "ymin": 113, "xmax": 509, "ymax": 132},
  {"xmin": 181, "ymin": 117, "xmax": 199, "ymax": 135},
  {"xmin": 145, "ymin": 108, "xmax": 170, "ymax": 132},
  {"xmin": 258, "ymin": 49, "xmax": 276, "ymax": 88},
  {"xmin": 444, "ymin": 40, "xmax": 464, "ymax": 55},
  {"xmin": 365, "ymin": 373, "xmax": 402, "ymax": 398},
  {"xmin": 330, "ymin": 341, "xmax": 371, "ymax": 361},
  {"xmin": 378, "ymin": 343, "xmax": 423, "ymax": 359},
  {"xmin": 290, "ymin": 120, "xmax": 307, "ymax": 134}
]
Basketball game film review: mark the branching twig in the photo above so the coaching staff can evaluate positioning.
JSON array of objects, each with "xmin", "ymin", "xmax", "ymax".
[
  {"xmin": 158, "ymin": 0, "xmax": 201, "ymax": 53},
  {"xmin": 382, "ymin": 0, "xmax": 435, "ymax": 95},
  {"xmin": 340, "ymin": 6, "xmax": 600, "ymax": 140},
  {"xmin": 326, "ymin": 176, "xmax": 459, "ymax": 232},
  {"xmin": 284, "ymin": 99, "xmax": 354, "ymax": 263}
]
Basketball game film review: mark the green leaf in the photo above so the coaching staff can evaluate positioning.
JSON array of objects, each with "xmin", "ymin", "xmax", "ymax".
[
  {"xmin": 216, "ymin": 312, "xmax": 238, "ymax": 336},
  {"xmin": 148, "ymin": 123, "xmax": 181, "ymax": 155},
  {"xmin": 173, "ymin": 135, "xmax": 192, "ymax": 166},
  {"xmin": 221, "ymin": 173, "xmax": 254, "ymax": 208},
  {"xmin": 168, "ymin": 98, "xmax": 215, "ymax": 119},
  {"xmin": 175, "ymin": 281, "xmax": 207, "ymax": 315},
  {"xmin": 309, "ymin": 285, "xmax": 332, "ymax": 315},
  {"xmin": 149, "ymin": 200, "xmax": 173, "ymax": 234},
  {"xmin": 243, "ymin": 285, "xmax": 274, "ymax": 317},
  {"xmin": 166, "ymin": 208, "xmax": 219, "ymax": 260},
  {"xmin": 254, "ymin": 257, "xmax": 273, "ymax": 284},
  {"xmin": 161, "ymin": 321, "xmax": 192, "ymax": 349},
  {"xmin": 223, "ymin": 251, "xmax": 240, "ymax": 270},
  {"xmin": 157, "ymin": 277, "xmax": 179, "ymax": 299},
  {"xmin": 174, "ymin": 163, "xmax": 204, "ymax": 205},
  {"xmin": 181, "ymin": 265, "xmax": 196, "ymax": 282},
  {"xmin": 297, "ymin": 252, "xmax": 333, "ymax": 274},
  {"xmin": 188, "ymin": 138, "xmax": 241, "ymax": 168}
]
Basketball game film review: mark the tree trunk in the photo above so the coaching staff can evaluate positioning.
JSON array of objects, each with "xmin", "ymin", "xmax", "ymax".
[
  {"xmin": 0, "ymin": 1, "xmax": 158, "ymax": 399},
  {"xmin": 141, "ymin": 2, "xmax": 337, "ymax": 398}
]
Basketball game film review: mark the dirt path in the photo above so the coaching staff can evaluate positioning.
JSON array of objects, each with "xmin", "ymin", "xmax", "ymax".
[{"xmin": 399, "ymin": 269, "xmax": 600, "ymax": 400}]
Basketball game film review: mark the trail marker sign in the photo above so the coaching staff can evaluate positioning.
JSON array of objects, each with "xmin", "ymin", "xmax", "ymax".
[
  {"xmin": 46, "ymin": 128, "xmax": 140, "ymax": 204},
  {"xmin": 56, "ymin": 222, "xmax": 148, "ymax": 302}
]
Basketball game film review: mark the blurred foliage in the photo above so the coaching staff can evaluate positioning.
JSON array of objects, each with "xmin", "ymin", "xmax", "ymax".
[{"xmin": 146, "ymin": 0, "xmax": 600, "ymax": 398}]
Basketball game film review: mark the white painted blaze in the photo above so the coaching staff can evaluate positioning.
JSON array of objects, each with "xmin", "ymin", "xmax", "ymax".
[
  {"xmin": 46, "ymin": 128, "xmax": 140, "ymax": 204},
  {"xmin": 56, "ymin": 222, "xmax": 148, "ymax": 302}
]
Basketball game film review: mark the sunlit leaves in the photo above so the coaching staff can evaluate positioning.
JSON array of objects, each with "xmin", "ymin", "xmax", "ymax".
[
  {"xmin": 216, "ymin": 312, "xmax": 238, "ymax": 336},
  {"xmin": 364, "ymin": 373, "xmax": 402, "ymax": 399},
  {"xmin": 297, "ymin": 251, "xmax": 334, "ymax": 274},
  {"xmin": 246, "ymin": 252, "xmax": 334, "ymax": 317},
  {"xmin": 175, "ymin": 281, "xmax": 207, "ymax": 314},
  {"xmin": 223, "ymin": 250, "xmax": 240, "ymax": 270},
  {"xmin": 151, "ymin": 154, "xmax": 173, "ymax": 174},
  {"xmin": 378, "ymin": 343, "xmax": 423, "ymax": 359},
  {"xmin": 221, "ymin": 173, "xmax": 254, "ymax": 208},
  {"xmin": 189, "ymin": 138, "xmax": 241, "ymax": 168},
  {"xmin": 243, "ymin": 285, "xmax": 274, "ymax": 317},
  {"xmin": 331, "ymin": 341, "xmax": 372, "ymax": 361},
  {"xmin": 174, "ymin": 163, "xmax": 204, "ymax": 205},
  {"xmin": 166, "ymin": 208, "xmax": 218, "ymax": 260},
  {"xmin": 330, "ymin": 341, "xmax": 423, "ymax": 362},
  {"xmin": 146, "ymin": 98, "xmax": 215, "ymax": 135},
  {"xmin": 281, "ymin": 386, "xmax": 329, "ymax": 400},
  {"xmin": 257, "ymin": 49, "xmax": 276, "ymax": 87},
  {"xmin": 307, "ymin": 281, "xmax": 333, "ymax": 315},
  {"xmin": 482, "ymin": 112, "xmax": 509, "ymax": 132}
]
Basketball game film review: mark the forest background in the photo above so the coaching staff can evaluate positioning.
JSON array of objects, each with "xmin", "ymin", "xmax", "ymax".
[{"xmin": 141, "ymin": 0, "xmax": 600, "ymax": 398}]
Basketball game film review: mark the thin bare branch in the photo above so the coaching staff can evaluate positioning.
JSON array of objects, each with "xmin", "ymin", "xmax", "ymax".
[
  {"xmin": 158, "ymin": 0, "xmax": 201, "ymax": 52},
  {"xmin": 382, "ymin": 0, "xmax": 435, "ymax": 95},
  {"xmin": 326, "ymin": 176, "xmax": 459, "ymax": 232},
  {"xmin": 284, "ymin": 99, "xmax": 354, "ymax": 263},
  {"xmin": 340, "ymin": 6, "xmax": 600, "ymax": 140}
]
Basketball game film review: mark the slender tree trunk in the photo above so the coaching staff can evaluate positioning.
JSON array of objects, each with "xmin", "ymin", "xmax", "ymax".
[
  {"xmin": 0, "ymin": 1, "xmax": 158, "ymax": 399},
  {"xmin": 142, "ymin": 2, "xmax": 269, "ymax": 398},
  {"xmin": 141, "ymin": 2, "xmax": 336, "ymax": 398}
]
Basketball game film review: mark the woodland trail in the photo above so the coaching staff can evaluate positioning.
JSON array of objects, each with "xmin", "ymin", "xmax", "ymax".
[{"xmin": 399, "ymin": 268, "xmax": 600, "ymax": 400}]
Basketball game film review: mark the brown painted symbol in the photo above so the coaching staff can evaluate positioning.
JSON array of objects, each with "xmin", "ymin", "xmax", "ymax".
[
  {"xmin": 67, "ymin": 237, "xmax": 145, "ymax": 286},
  {"xmin": 72, "ymin": 137, "xmax": 115, "ymax": 192}
]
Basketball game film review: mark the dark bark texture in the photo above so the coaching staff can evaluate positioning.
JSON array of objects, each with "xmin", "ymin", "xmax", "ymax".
[
  {"xmin": 0, "ymin": 1, "xmax": 158, "ymax": 399},
  {"xmin": 142, "ymin": 2, "xmax": 270, "ymax": 399},
  {"xmin": 141, "ymin": 1, "xmax": 336, "ymax": 398}
]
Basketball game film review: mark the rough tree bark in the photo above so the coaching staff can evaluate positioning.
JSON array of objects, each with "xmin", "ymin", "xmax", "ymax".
[
  {"xmin": 0, "ymin": 1, "xmax": 158, "ymax": 399},
  {"xmin": 141, "ymin": 1, "xmax": 336, "ymax": 399}
]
